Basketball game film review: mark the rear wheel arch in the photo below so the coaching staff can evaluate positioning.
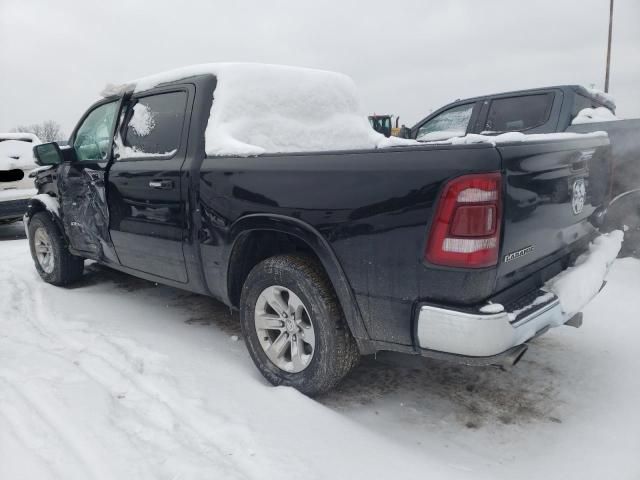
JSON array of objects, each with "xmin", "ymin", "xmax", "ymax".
[{"xmin": 225, "ymin": 215, "xmax": 371, "ymax": 350}]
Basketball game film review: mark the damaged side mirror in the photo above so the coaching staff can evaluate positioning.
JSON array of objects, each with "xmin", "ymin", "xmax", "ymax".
[{"xmin": 33, "ymin": 142, "xmax": 65, "ymax": 166}]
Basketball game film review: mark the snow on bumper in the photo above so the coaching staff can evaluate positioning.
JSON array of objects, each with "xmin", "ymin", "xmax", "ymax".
[
  {"xmin": 546, "ymin": 230, "xmax": 624, "ymax": 316},
  {"xmin": 417, "ymin": 231, "xmax": 623, "ymax": 357}
]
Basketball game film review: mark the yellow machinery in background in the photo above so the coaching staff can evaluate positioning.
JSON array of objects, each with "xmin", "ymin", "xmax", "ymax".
[{"xmin": 368, "ymin": 115, "xmax": 402, "ymax": 137}]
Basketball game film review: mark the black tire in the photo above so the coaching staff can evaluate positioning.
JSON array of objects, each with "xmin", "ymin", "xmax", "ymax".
[
  {"xmin": 28, "ymin": 212, "xmax": 84, "ymax": 286},
  {"xmin": 240, "ymin": 254, "xmax": 360, "ymax": 396}
]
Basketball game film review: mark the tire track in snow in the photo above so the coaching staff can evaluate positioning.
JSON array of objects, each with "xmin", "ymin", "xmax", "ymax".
[
  {"xmin": 0, "ymin": 379, "xmax": 117, "ymax": 480},
  {"xmin": 0, "ymin": 266, "xmax": 141, "ymax": 479},
  {"xmin": 1, "ymin": 262, "xmax": 290, "ymax": 479},
  {"xmin": 27, "ymin": 288, "xmax": 253, "ymax": 478}
]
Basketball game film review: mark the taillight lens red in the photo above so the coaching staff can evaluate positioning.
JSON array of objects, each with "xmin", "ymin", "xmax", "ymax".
[{"xmin": 425, "ymin": 173, "xmax": 502, "ymax": 268}]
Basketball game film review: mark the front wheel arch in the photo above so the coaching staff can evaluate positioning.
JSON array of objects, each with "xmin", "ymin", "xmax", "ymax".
[{"xmin": 25, "ymin": 197, "xmax": 66, "ymax": 240}]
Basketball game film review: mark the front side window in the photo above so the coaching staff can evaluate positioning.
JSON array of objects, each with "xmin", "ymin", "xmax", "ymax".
[
  {"xmin": 119, "ymin": 91, "xmax": 187, "ymax": 158},
  {"xmin": 483, "ymin": 93, "xmax": 553, "ymax": 132},
  {"xmin": 73, "ymin": 101, "xmax": 118, "ymax": 162},
  {"xmin": 416, "ymin": 104, "xmax": 473, "ymax": 142}
]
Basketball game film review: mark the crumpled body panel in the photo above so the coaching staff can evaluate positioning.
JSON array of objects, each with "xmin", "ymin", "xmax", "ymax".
[{"xmin": 58, "ymin": 165, "xmax": 118, "ymax": 263}]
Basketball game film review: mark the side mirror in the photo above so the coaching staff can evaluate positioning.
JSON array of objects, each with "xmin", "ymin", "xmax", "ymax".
[
  {"xmin": 33, "ymin": 142, "xmax": 64, "ymax": 166},
  {"xmin": 399, "ymin": 125, "xmax": 412, "ymax": 139}
]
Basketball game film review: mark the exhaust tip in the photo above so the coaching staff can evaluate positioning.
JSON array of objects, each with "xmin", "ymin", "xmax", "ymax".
[
  {"xmin": 496, "ymin": 344, "xmax": 528, "ymax": 371},
  {"xmin": 565, "ymin": 312, "xmax": 583, "ymax": 329}
]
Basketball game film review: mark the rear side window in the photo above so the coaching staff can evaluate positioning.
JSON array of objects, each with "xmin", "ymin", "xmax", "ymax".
[
  {"xmin": 416, "ymin": 103, "xmax": 474, "ymax": 142},
  {"xmin": 121, "ymin": 91, "xmax": 187, "ymax": 157},
  {"xmin": 483, "ymin": 93, "xmax": 553, "ymax": 132}
]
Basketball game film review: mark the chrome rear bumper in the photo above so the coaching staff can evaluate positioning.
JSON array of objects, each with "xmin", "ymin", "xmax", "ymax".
[{"xmin": 416, "ymin": 295, "xmax": 571, "ymax": 357}]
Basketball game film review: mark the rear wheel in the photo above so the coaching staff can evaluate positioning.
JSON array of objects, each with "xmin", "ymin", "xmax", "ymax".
[
  {"xmin": 240, "ymin": 254, "xmax": 359, "ymax": 396},
  {"xmin": 28, "ymin": 212, "xmax": 84, "ymax": 285}
]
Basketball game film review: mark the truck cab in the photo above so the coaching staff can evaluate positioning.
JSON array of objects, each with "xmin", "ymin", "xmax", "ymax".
[{"xmin": 411, "ymin": 85, "xmax": 617, "ymax": 142}]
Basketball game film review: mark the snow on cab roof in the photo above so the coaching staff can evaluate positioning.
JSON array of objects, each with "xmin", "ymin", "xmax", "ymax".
[{"xmin": 103, "ymin": 63, "xmax": 407, "ymax": 157}]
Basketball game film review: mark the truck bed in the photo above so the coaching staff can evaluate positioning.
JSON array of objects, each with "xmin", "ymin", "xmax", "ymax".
[{"xmin": 198, "ymin": 135, "xmax": 610, "ymax": 348}]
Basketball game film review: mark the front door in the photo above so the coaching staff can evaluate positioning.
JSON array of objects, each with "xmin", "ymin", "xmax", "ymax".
[
  {"xmin": 107, "ymin": 87, "xmax": 192, "ymax": 283},
  {"xmin": 60, "ymin": 99, "xmax": 120, "ymax": 262}
]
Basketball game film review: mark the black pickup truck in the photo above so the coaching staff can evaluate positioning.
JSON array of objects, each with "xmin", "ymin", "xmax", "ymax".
[
  {"xmin": 411, "ymin": 85, "xmax": 640, "ymax": 254},
  {"xmin": 26, "ymin": 66, "xmax": 617, "ymax": 395}
]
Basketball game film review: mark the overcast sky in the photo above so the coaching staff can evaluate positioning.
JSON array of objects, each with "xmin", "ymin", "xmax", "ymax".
[{"xmin": 1, "ymin": 0, "xmax": 638, "ymax": 136}]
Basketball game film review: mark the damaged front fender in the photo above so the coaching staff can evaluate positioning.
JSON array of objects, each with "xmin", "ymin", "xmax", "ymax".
[{"xmin": 25, "ymin": 194, "xmax": 66, "ymax": 241}]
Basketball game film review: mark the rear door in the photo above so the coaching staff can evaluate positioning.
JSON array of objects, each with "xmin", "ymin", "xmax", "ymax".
[
  {"xmin": 495, "ymin": 135, "xmax": 611, "ymax": 289},
  {"xmin": 474, "ymin": 91, "xmax": 561, "ymax": 135},
  {"xmin": 107, "ymin": 86, "xmax": 192, "ymax": 282}
]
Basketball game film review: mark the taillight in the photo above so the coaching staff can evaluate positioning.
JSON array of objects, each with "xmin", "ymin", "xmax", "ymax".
[{"xmin": 425, "ymin": 172, "xmax": 502, "ymax": 268}]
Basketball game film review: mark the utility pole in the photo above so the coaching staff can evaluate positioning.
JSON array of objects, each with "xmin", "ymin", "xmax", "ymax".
[{"xmin": 604, "ymin": 0, "xmax": 614, "ymax": 92}]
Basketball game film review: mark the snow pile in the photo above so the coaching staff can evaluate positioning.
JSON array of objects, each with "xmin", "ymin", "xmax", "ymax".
[
  {"xmin": 0, "ymin": 134, "xmax": 41, "ymax": 170},
  {"xmin": 114, "ymin": 135, "xmax": 177, "ymax": 159},
  {"xmin": 0, "ymin": 132, "xmax": 41, "ymax": 143},
  {"xmin": 546, "ymin": 230, "xmax": 623, "ymax": 316},
  {"xmin": 479, "ymin": 302, "xmax": 505, "ymax": 314},
  {"xmin": 108, "ymin": 63, "xmax": 411, "ymax": 156},
  {"xmin": 571, "ymin": 107, "xmax": 618, "ymax": 125},
  {"xmin": 426, "ymin": 131, "xmax": 608, "ymax": 146},
  {"xmin": 128, "ymin": 103, "xmax": 156, "ymax": 136}
]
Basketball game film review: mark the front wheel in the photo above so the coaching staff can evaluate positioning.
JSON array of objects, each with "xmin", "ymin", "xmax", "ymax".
[
  {"xmin": 28, "ymin": 212, "xmax": 84, "ymax": 285},
  {"xmin": 240, "ymin": 254, "xmax": 359, "ymax": 396}
]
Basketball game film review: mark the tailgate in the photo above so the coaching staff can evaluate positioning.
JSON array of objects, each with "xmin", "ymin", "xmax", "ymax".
[{"xmin": 496, "ymin": 135, "xmax": 611, "ymax": 287}]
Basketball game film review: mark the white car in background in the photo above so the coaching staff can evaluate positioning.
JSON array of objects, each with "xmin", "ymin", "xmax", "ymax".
[{"xmin": 0, "ymin": 132, "xmax": 41, "ymax": 223}]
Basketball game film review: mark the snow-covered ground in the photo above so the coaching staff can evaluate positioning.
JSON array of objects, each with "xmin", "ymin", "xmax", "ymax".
[{"xmin": 1, "ymin": 228, "xmax": 639, "ymax": 479}]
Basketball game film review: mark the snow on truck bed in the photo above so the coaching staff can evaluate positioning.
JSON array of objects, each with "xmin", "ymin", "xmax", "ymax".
[
  {"xmin": 104, "ymin": 63, "xmax": 406, "ymax": 157},
  {"xmin": 104, "ymin": 64, "xmax": 611, "ymax": 156},
  {"xmin": 571, "ymin": 107, "xmax": 619, "ymax": 125}
]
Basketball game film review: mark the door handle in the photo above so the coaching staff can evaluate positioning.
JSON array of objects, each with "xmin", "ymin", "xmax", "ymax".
[{"xmin": 149, "ymin": 180, "xmax": 174, "ymax": 190}]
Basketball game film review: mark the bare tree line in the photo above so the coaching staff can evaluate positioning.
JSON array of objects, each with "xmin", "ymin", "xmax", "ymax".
[{"xmin": 11, "ymin": 120, "xmax": 65, "ymax": 142}]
